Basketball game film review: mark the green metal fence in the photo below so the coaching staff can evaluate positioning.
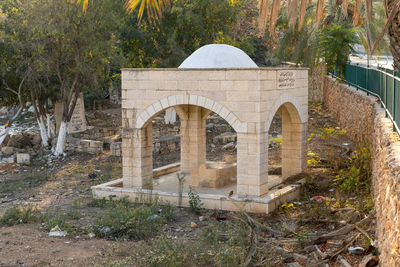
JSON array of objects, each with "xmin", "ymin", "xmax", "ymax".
[{"xmin": 335, "ymin": 63, "xmax": 400, "ymax": 135}]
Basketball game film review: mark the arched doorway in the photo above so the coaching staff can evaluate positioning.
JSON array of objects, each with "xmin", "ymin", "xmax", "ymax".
[
  {"xmin": 266, "ymin": 101, "xmax": 306, "ymax": 183},
  {"xmin": 124, "ymin": 99, "xmax": 241, "ymax": 195}
]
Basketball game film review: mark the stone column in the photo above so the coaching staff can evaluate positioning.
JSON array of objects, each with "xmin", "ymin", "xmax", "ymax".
[
  {"xmin": 180, "ymin": 105, "xmax": 207, "ymax": 173},
  {"xmin": 281, "ymin": 106, "xmax": 307, "ymax": 179},
  {"xmin": 236, "ymin": 132, "xmax": 269, "ymax": 197},
  {"xmin": 122, "ymin": 124, "xmax": 153, "ymax": 189}
]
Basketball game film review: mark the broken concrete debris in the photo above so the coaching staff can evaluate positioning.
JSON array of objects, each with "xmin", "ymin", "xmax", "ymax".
[{"xmin": 48, "ymin": 226, "xmax": 67, "ymax": 237}]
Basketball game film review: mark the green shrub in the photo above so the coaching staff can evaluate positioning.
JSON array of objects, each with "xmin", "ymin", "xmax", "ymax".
[
  {"xmin": 0, "ymin": 205, "xmax": 41, "ymax": 226},
  {"xmin": 88, "ymin": 196, "xmax": 110, "ymax": 208},
  {"xmin": 131, "ymin": 219, "xmax": 248, "ymax": 266},
  {"xmin": 188, "ymin": 187, "xmax": 203, "ymax": 215},
  {"xmin": 309, "ymin": 127, "xmax": 348, "ymax": 170},
  {"xmin": 94, "ymin": 197, "xmax": 173, "ymax": 240},
  {"xmin": 334, "ymin": 146, "xmax": 372, "ymax": 193},
  {"xmin": 41, "ymin": 211, "xmax": 73, "ymax": 233}
]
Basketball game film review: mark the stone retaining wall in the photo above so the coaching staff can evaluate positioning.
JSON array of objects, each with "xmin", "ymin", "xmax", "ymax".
[{"xmin": 324, "ymin": 76, "xmax": 400, "ymax": 266}]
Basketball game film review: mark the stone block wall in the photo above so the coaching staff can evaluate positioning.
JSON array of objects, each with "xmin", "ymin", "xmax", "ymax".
[
  {"xmin": 64, "ymin": 137, "xmax": 103, "ymax": 154},
  {"xmin": 324, "ymin": 76, "xmax": 400, "ymax": 266},
  {"xmin": 71, "ymin": 127, "xmax": 120, "ymax": 140},
  {"xmin": 110, "ymin": 142, "xmax": 122, "ymax": 156}
]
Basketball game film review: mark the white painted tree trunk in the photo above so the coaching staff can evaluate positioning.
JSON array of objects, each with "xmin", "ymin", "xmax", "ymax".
[
  {"xmin": 54, "ymin": 121, "xmax": 68, "ymax": 156},
  {"xmin": 38, "ymin": 116, "xmax": 49, "ymax": 147},
  {"xmin": 46, "ymin": 114, "xmax": 52, "ymax": 138},
  {"xmin": 0, "ymin": 128, "xmax": 10, "ymax": 147}
]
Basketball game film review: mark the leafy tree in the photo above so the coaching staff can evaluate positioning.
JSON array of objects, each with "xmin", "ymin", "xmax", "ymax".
[
  {"xmin": 0, "ymin": 1, "xmax": 33, "ymax": 146},
  {"xmin": 119, "ymin": 0, "xmax": 268, "ymax": 67},
  {"xmin": 119, "ymin": 0, "xmax": 237, "ymax": 67},
  {"xmin": 1, "ymin": 0, "xmax": 120, "ymax": 154}
]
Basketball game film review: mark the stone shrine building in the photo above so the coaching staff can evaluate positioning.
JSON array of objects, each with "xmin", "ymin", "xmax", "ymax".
[{"xmin": 93, "ymin": 44, "xmax": 308, "ymax": 213}]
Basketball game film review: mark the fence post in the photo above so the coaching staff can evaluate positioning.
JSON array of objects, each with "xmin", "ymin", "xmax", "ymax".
[
  {"xmin": 393, "ymin": 70, "xmax": 395, "ymax": 120},
  {"xmin": 355, "ymin": 64, "xmax": 358, "ymax": 91}
]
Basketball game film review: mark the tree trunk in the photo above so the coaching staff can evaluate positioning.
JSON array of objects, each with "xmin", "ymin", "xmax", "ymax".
[
  {"xmin": 388, "ymin": 0, "xmax": 400, "ymax": 72},
  {"xmin": 54, "ymin": 120, "xmax": 68, "ymax": 156},
  {"xmin": 30, "ymin": 96, "xmax": 50, "ymax": 147},
  {"xmin": 53, "ymin": 85, "xmax": 80, "ymax": 156},
  {"xmin": 0, "ymin": 128, "xmax": 10, "ymax": 147},
  {"xmin": 37, "ymin": 116, "xmax": 49, "ymax": 147},
  {"xmin": 47, "ymin": 113, "xmax": 55, "ymax": 138}
]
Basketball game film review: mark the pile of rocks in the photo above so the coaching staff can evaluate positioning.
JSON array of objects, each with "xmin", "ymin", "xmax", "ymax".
[{"xmin": 1, "ymin": 146, "xmax": 31, "ymax": 165}]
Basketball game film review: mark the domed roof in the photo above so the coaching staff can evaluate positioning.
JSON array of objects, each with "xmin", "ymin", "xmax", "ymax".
[{"xmin": 178, "ymin": 44, "xmax": 258, "ymax": 69}]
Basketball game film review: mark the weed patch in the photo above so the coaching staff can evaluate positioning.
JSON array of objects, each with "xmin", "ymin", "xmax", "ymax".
[
  {"xmin": 0, "ymin": 205, "xmax": 42, "ymax": 226},
  {"xmin": 94, "ymin": 197, "xmax": 174, "ymax": 240},
  {"xmin": 130, "ymin": 218, "xmax": 249, "ymax": 266},
  {"xmin": 334, "ymin": 146, "xmax": 372, "ymax": 194}
]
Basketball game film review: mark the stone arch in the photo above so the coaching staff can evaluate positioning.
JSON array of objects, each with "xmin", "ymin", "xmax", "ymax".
[
  {"xmin": 264, "ymin": 93, "xmax": 306, "ymax": 180},
  {"xmin": 264, "ymin": 93, "xmax": 305, "ymax": 132},
  {"xmin": 135, "ymin": 94, "xmax": 246, "ymax": 133}
]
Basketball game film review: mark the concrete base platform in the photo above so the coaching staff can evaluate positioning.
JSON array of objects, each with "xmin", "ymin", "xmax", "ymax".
[{"xmin": 92, "ymin": 172, "xmax": 305, "ymax": 213}]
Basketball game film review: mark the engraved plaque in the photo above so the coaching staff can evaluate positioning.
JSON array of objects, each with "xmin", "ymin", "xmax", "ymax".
[{"xmin": 278, "ymin": 70, "xmax": 296, "ymax": 89}]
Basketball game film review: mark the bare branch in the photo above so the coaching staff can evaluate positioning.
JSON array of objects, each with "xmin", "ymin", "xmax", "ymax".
[{"xmin": 4, "ymin": 86, "xmax": 18, "ymax": 96}]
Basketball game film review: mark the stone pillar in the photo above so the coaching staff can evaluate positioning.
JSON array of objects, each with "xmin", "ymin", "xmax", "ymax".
[
  {"xmin": 122, "ymin": 124, "xmax": 153, "ymax": 188},
  {"xmin": 180, "ymin": 105, "xmax": 207, "ymax": 173},
  {"xmin": 236, "ymin": 132, "xmax": 269, "ymax": 197},
  {"xmin": 281, "ymin": 106, "xmax": 307, "ymax": 179}
]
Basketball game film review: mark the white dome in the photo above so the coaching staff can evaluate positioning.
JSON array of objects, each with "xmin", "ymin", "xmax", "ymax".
[{"xmin": 178, "ymin": 44, "xmax": 258, "ymax": 69}]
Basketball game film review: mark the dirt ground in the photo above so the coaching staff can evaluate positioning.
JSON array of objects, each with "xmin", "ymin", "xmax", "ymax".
[{"xmin": 0, "ymin": 103, "xmax": 377, "ymax": 266}]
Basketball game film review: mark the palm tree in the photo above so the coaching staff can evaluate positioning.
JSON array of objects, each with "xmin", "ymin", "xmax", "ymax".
[
  {"xmin": 73, "ymin": 0, "xmax": 168, "ymax": 21},
  {"xmin": 258, "ymin": 0, "xmax": 400, "ymax": 72}
]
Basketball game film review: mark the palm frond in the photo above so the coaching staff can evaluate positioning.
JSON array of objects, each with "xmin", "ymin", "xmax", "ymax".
[{"xmin": 71, "ymin": 0, "xmax": 169, "ymax": 22}]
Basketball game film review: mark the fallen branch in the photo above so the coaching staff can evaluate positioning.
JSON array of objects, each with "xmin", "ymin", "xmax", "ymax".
[
  {"xmin": 243, "ymin": 228, "xmax": 258, "ymax": 267},
  {"xmin": 258, "ymin": 241, "xmax": 309, "ymax": 264},
  {"xmin": 310, "ymin": 210, "xmax": 375, "ymax": 243},
  {"xmin": 355, "ymin": 225, "xmax": 374, "ymax": 246},
  {"xmin": 329, "ymin": 233, "xmax": 360, "ymax": 259},
  {"xmin": 330, "ymin": 207, "xmax": 355, "ymax": 214},
  {"xmin": 320, "ymin": 224, "xmax": 356, "ymax": 239},
  {"xmin": 315, "ymin": 245, "xmax": 328, "ymax": 260},
  {"xmin": 241, "ymin": 212, "xmax": 283, "ymax": 237},
  {"xmin": 336, "ymin": 255, "xmax": 352, "ymax": 267}
]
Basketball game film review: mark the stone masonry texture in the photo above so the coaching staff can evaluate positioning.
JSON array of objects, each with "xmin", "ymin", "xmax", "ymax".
[
  {"xmin": 121, "ymin": 68, "xmax": 309, "ymax": 198},
  {"xmin": 324, "ymin": 76, "xmax": 400, "ymax": 266}
]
